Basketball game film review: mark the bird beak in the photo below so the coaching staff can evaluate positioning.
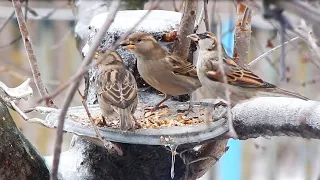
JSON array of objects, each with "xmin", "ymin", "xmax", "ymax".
[
  {"xmin": 187, "ymin": 34, "xmax": 200, "ymax": 43},
  {"xmin": 120, "ymin": 40, "xmax": 136, "ymax": 50},
  {"xmin": 93, "ymin": 51, "xmax": 100, "ymax": 59}
]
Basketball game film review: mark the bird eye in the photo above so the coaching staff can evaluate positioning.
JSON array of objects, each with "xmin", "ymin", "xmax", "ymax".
[{"xmin": 137, "ymin": 38, "xmax": 142, "ymax": 42}]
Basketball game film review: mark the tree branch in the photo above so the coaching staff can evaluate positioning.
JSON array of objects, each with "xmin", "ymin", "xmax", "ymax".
[
  {"xmin": 248, "ymin": 36, "xmax": 300, "ymax": 67},
  {"xmin": 0, "ymin": 99, "xmax": 49, "ymax": 179},
  {"xmin": 203, "ymin": 0, "xmax": 209, "ymax": 31},
  {"xmin": 272, "ymin": 0, "xmax": 320, "ymax": 26},
  {"xmin": 12, "ymin": 0, "xmax": 57, "ymax": 108},
  {"xmin": 233, "ymin": 3, "xmax": 252, "ymax": 67},
  {"xmin": 173, "ymin": 0, "xmax": 197, "ymax": 60},
  {"xmin": 233, "ymin": 97, "xmax": 320, "ymax": 139}
]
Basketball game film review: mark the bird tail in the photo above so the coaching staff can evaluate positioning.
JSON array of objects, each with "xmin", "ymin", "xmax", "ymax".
[
  {"xmin": 118, "ymin": 108, "xmax": 134, "ymax": 131},
  {"xmin": 262, "ymin": 87, "xmax": 309, "ymax": 100}
]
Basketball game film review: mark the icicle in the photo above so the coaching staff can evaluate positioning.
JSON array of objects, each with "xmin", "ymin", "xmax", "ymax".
[{"xmin": 169, "ymin": 144, "xmax": 178, "ymax": 179}]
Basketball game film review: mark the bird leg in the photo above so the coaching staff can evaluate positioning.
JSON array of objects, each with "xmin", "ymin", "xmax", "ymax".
[
  {"xmin": 184, "ymin": 94, "xmax": 195, "ymax": 115},
  {"xmin": 212, "ymin": 108, "xmax": 227, "ymax": 121},
  {"xmin": 145, "ymin": 94, "xmax": 171, "ymax": 112},
  {"xmin": 131, "ymin": 114, "xmax": 142, "ymax": 129},
  {"xmin": 101, "ymin": 115, "xmax": 107, "ymax": 126},
  {"xmin": 176, "ymin": 94, "xmax": 195, "ymax": 115},
  {"xmin": 183, "ymin": 100, "xmax": 194, "ymax": 115}
]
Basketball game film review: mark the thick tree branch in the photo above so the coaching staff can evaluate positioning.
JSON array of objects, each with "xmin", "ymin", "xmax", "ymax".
[
  {"xmin": 233, "ymin": 3, "xmax": 252, "ymax": 67},
  {"xmin": 185, "ymin": 140, "xmax": 228, "ymax": 179},
  {"xmin": 233, "ymin": 97, "xmax": 320, "ymax": 139},
  {"xmin": 173, "ymin": 0, "xmax": 197, "ymax": 60},
  {"xmin": 12, "ymin": 0, "xmax": 57, "ymax": 108},
  {"xmin": 0, "ymin": 99, "xmax": 49, "ymax": 179}
]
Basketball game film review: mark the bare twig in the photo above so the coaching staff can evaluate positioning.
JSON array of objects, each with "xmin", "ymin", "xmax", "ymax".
[
  {"xmin": 38, "ymin": 0, "xmax": 163, "ymax": 103},
  {"xmin": 0, "ymin": 3, "xmax": 66, "ymax": 49},
  {"xmin": 250, "ymin": 36, "xmax": 279, "ymax": 74},
  {"xmin": 301, "ymin": 76, "xmax": 320, "ymax": 87},
  {"xmin": 216, "ymin": 18, "xmax": 237, "ymax": 139},
  {"xmin": 24, "ymin": 0, "xmax": 28, "ymax": 21},
  {"xmin": 12, "ymin": 0, "xmax": 57, "ymax": 108},
  {"xmin": 172, "ymin": 0, "xmax": 179, "ymax": 12},
  {"xmin": 233, "ymin": 3, "xmax": 252, "ymax": 67},
  {"xmin": 279, "ymin": 25, "xmax": 286, "ymax": 82},
  {"xmin": 248, "ymin": 36, "xmax": 300, "ymax": 67},
  {"xmin": 50, "ymin": 1, "xmax": 122, "ymax": 180},
  {"xmin": 0, "ymin": 10, "xmax": 14, "ymax": 33},
  {"xmin": 194, "ymin": 6, "xmax": 204, "ymax": 33},
  {"xmin": 77, "ymin": 89, "xmax": 123, "ymax": 155},
  {"xmin": 0, "ymin": 36, "xmax": 22, "ymax": 49},
  {"xmin": 10, "ymin": 101, "xmax": 28, "ymax": 120},
  {"xmin": 293, "ymin": 19, "xmax": 320, "ymax": 68},
  {"xmin": 272, "ymin": 0, "xmax": 320, "ymax": 26},
  {"xmin": 173, "ymin": 0, "xmax": 197, "ymax": 60},
  {"xmin": 203, "ymin": 0, "xmax": 209, "ymax": 31},
  {"xmin": 50, "ymin": 29, "xmax": 73, "ymax": 50}
]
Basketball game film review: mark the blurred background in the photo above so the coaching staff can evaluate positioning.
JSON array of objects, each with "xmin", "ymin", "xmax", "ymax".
[{"xmin": 0, "ymin": 0, "xmax": 320, "ymax": 179}]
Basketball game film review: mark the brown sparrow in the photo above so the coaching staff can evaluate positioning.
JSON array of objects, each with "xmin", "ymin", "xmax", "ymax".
[
  {"xmin": 95, "ymin": 50, "xmax": 138, "ymax": 130},
  {"xmin": 188, "ymin": 32, "xmax": 309, "ymax": 107},
  {"xmin": 120, "ymin": 32, "xmax": 201, "ymax": 111}
]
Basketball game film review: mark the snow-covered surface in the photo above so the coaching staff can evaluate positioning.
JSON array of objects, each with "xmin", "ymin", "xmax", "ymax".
[
  {"xmin": 89, "ymin": 10, "xmax": 181, "ymax": 34},
  {"xmin": 74, "ymin": 0, "xmax": 111, "ymax": 41},
  {"xmin": 233, "ymin": 97, "xmax": 320, "ymax": 134},
  {"xmin": 44, "ymin": 137, "xmax": 93, "ymax": 180},
  {"xmin": 0, "ymin": 78, "xmax": 33, "ymax": 100},
  {"xmin": 81, "ymin": 10, "xmax": 181, "ymax": 56}
]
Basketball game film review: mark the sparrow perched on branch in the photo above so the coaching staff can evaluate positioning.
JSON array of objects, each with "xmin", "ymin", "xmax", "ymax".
[
  {"xmin": 95, "ymin": 50, "xmax": 138, "ymax": 131},
  {"xmin": 188, "ymin": 32, "xmax": 309, "ymax": 107},
  {"xmin": 120, "ymin": 32, "xmax": 201, "ymax": 111}
]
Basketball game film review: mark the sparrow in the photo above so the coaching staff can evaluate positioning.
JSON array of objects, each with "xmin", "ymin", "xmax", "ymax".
[
  {"xmin": 120, "ymin": 32, "xmax": 202, "ymax": 112},
  {"xmin": 95, "ymin": 50, "xmax": 138, "ymax": 131},
  {"xmin": 187, "ymin": 31, "xmax": 309, "ymax": 107}
]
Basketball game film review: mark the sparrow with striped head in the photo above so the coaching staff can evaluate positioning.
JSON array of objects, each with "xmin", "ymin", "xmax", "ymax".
[
  {"xmin": 95, "ymin": 50, "xmax": 138, "ymax": 131},
  {"xmin": 120, "ymin": 32, "xmax": 201, "ymax": 112},
  {"xmin": 187, "ymin": 31, "xmax": 309, "ymax": 106}
]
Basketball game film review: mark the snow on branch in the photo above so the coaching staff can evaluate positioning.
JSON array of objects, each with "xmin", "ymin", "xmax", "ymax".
[{"xmin": 233, "ymin": 97, "xmax": 320, "ymax": 139}]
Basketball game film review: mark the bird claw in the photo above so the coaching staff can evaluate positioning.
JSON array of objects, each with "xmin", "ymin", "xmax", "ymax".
[
  {"xmin": 145, "ymin": 104, "xmax": 168, "ymax": 112},
  {"xmin": 213, "ymin": 101, "xmax": 227, "ymax": 110},
  {"xmin": 212, "ymin": 109, "xmax": 227, "ymax": 121},
  {"xmin": 176, "ymin": 107, "xmax": 194, "ymax": 115}
]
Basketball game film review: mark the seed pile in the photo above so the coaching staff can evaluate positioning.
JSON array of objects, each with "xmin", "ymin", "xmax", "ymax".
[{"xmin": 68, "ymin": 105, "xmax": 207, "ymax": 130}]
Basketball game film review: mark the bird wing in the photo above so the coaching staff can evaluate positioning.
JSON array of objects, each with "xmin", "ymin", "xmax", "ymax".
[
  {"xmin": 96, "ymin": 68, "xmax": 138, "ymax": 109},
  {"xmin": 205, "ymin": 56, "xmax": 276, "ymax": 88},
  {"xmin": 165, "ymin": 55, "xmax": 198, "ymax": 78}
]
